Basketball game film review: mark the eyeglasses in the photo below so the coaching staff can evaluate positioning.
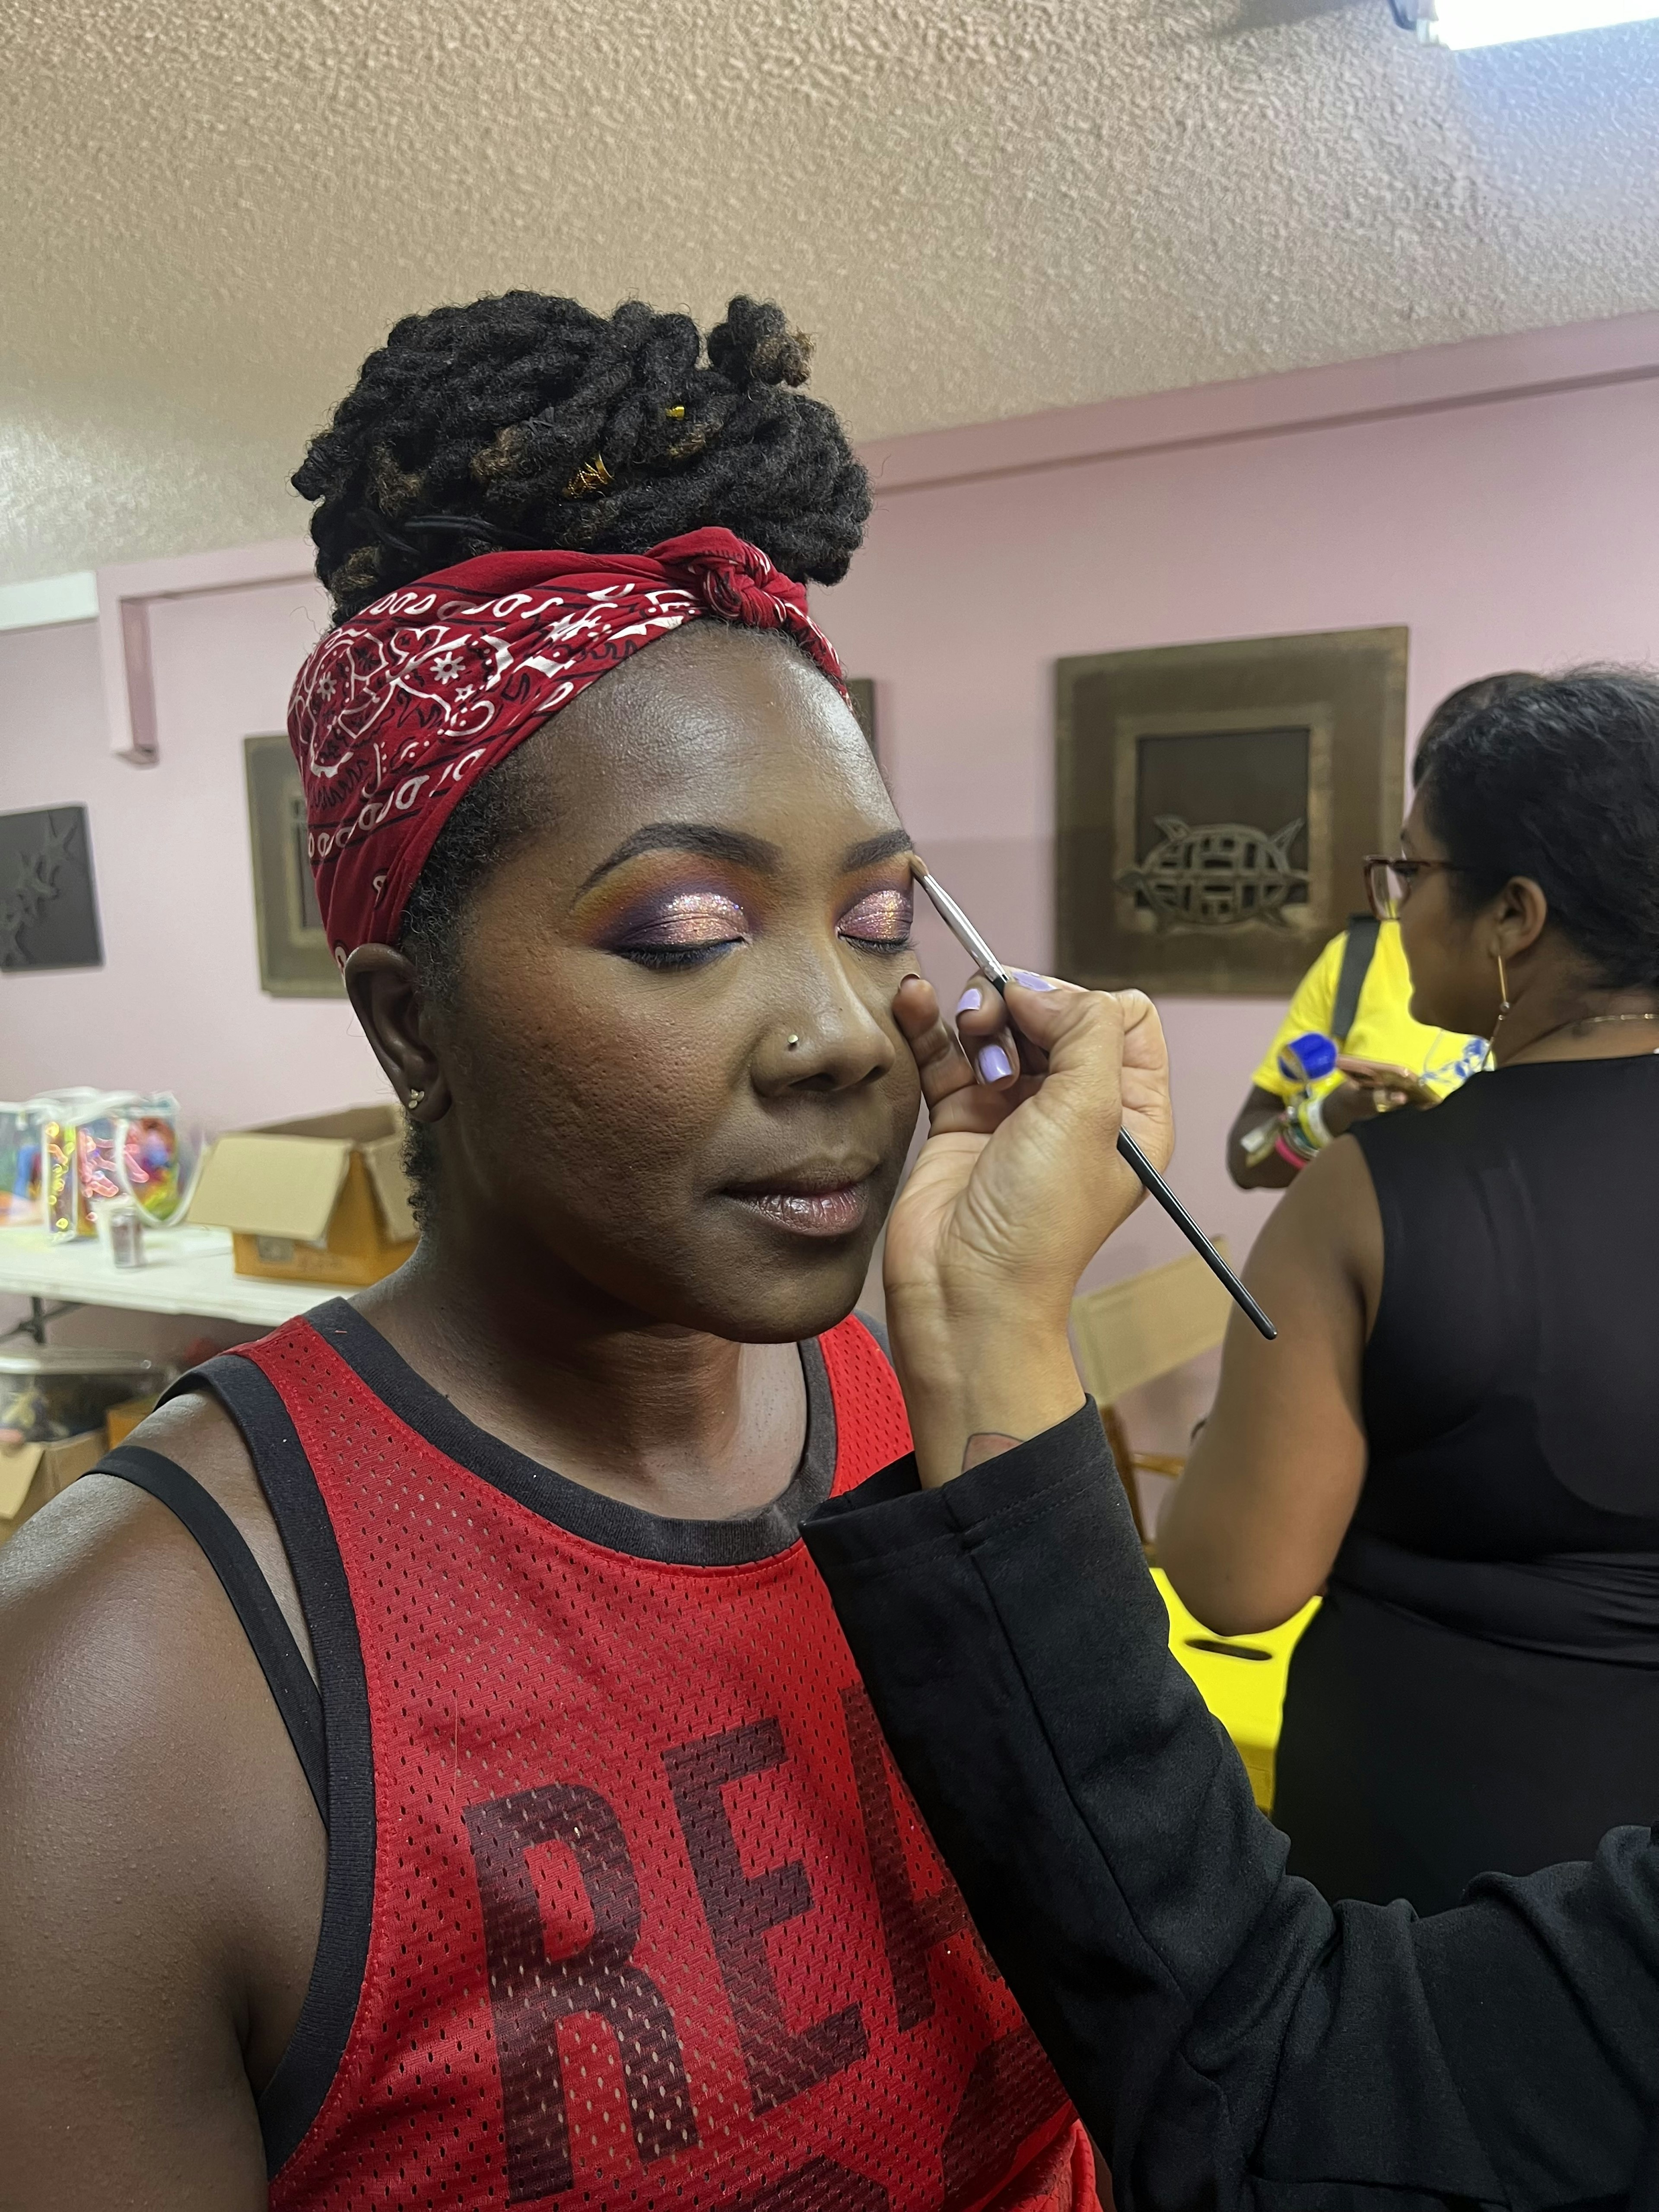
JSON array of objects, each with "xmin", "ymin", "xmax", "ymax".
[{"xmin": 1363, "ymin": 855, "xmax": 1479, "ymax": 921}]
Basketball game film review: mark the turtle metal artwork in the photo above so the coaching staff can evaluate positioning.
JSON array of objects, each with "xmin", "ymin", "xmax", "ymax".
[{"xmin": 1117, "ymin": 814, "xmax": 1309, "ymax": 931}]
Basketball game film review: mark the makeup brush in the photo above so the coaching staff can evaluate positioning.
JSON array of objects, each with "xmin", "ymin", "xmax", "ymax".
[{"xmin": 911, "ymin": 861, "xmax": 1276, "ymax": 1341}]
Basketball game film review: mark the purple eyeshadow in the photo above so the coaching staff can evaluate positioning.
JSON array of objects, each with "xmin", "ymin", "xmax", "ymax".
[{"xmin": 608, "ymin": 888, "xmax": 750, "ymax": 948}]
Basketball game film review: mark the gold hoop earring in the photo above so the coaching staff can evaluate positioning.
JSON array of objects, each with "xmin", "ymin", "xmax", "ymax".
[{"xmin": 1484, "ymin": 951, "xmax": 1512, "ymax": 1071}]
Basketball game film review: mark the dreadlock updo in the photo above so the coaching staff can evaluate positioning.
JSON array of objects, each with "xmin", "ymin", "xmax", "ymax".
[
  {"xmin": 296, "ymin": 291, "xmax": 872, "ymax": 1220},
  {"xmin": 293, "ymin": 292, "xmax": 871, "ymax": 621}
]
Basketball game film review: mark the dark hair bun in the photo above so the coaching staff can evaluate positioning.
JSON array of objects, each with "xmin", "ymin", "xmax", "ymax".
[
  {"xmin": 294, "ymin": 292, "xmax": 870, "ymax": 621},
  {"xmin": 707, "ymin": 297, "xmax": 813, "ymax": 388}
]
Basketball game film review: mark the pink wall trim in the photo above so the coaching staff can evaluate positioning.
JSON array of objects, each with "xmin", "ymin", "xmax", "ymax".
[
  {"xmin": 858, "ymin": 308, "xmax": 1659, "ymax": 497},
  {"xmin": 96, "ymin": 537, "xmax": 314, "ymax": 762}
]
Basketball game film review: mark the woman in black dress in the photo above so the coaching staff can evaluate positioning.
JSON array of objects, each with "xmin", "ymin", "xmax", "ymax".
[{"xmin": 1158, "ymin": 669, "xmax": 1659, "ymax": 1913}]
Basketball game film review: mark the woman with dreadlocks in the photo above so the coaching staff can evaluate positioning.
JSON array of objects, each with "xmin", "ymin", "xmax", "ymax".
[{"xmin": 0, "ymin": 293, "xmax": 1109, "ymax": 2212}]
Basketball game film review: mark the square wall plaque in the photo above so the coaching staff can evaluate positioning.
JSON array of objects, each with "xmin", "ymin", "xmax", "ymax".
[
  {"xmin": 245, "ymin": 734, "xmax": 344, "ymax": 997},
  {"xmin": 0, "ymin": 805, "xmax": 102, "ymax": 972},
  {"xmin": 1056, "ymin": 627, "xmax": 1408, "ymax": 996}
]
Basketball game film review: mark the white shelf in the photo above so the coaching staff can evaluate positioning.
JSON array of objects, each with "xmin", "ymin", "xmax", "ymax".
[{"xmin": 0, "ymin": 1224, "xmax": 330, "ymax": 1328}]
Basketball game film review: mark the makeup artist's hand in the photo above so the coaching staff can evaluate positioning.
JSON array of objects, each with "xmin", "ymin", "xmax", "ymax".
[{"xmin": 885, "ymin": 972, "xmax": 1173, "ymax": 1488}]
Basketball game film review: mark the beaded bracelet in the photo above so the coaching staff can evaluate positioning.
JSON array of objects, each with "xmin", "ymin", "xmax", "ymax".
[{"xmin": 1273, "ymin": 1116, "xmax": 1319, "ymax": 1170}]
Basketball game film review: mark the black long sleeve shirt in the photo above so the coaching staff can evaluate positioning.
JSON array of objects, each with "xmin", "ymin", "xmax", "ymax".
[{"xmin": 802, "ymin": 1404, "xmax": 1659, "ymax": 2212}]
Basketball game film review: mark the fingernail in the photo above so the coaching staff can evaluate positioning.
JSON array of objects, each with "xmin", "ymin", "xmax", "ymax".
[
  {"xmin": 977, "ymin": 1043, "xmax": 1014, "ymax": 1084},
  {"xmin": 956, "ymin": 986, "xmax": 982, "ymax": 1014},
  {"xmin": 1011, "ymin": 968, "xmax": 1056, "ymax": 991}
]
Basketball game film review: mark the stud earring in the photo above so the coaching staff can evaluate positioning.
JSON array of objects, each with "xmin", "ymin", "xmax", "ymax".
[{"xmin": 407, "ymin": 1087, "xmax": 426, "ymax": 1112}]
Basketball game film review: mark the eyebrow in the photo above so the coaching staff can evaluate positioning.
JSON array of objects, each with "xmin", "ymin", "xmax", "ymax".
[
  {"xmin": 841, "ymin": 829, "xmax": 916, "ymax": 874},
  {"xmin": 574, "ymin": 824, "xmax": 783, "ymax": 900},
  {"xmin": 574, "ymin": 822, "xmax": 916, "ymax": 901}
]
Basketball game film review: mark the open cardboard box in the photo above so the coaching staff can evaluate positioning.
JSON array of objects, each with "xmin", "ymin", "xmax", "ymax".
[
  {"xmin": 190, "ymin": 1104, "xmax": 418, "ymax": 1288},
  {"xmin": 0, "ymin": 1431, "xmax": 104, "ymax": 1547}
]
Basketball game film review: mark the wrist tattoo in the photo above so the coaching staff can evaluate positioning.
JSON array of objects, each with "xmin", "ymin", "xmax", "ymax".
[{"xmin": 961, "ymin": 1431, "xmax": 1023, "ymax": 1472}]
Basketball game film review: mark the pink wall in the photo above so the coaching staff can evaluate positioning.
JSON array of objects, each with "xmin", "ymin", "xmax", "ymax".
[
  {"xmin": 0, "ymin": 575, "xmax": 380, "ymax": 1128},
  {"xmin": 3, "ymin": 312, "xmax": 1657, "ymax": 1393},
  {"xmin": 820, "ymin": 311, "xmax": 1659, "ymax": 1328}
]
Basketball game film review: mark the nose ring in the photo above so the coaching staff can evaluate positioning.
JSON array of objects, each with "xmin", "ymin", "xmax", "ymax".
[{"xmin": 786, "ymin": 1034, "xmax": 800, "ymax": 1050}]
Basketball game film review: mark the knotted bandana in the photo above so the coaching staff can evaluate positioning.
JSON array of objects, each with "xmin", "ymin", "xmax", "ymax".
[{"xmin": 286, "ymin": 527, "xmax": 845, "ymax": 959}]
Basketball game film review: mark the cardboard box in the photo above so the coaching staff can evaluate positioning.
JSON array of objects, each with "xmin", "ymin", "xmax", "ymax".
[
  {"xmin": 0, "ymin": 1430, "xmax": 105, "ymax": 1548},
  {"xmin": 105, "ymin": 1393, "xmax": 160, "ymax": 1448},
  {"xmin": 190, "ymin": 1104, "xmax": 418, "ymax": 1288}
]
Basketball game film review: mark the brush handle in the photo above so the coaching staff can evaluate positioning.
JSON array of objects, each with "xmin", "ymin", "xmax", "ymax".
[
  {"xmin": 983, "ymin": 972, "xmax": 1277, "ymax": 1341},
  {"xmin": 1115, "ymin": 1128, "xmax": 1277, "ymax": 1341}
]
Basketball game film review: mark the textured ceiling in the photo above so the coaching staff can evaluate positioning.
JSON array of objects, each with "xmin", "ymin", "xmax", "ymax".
[{"xmin": 5, "ymin": 0, "xmax": 1659, "ymax": 584}]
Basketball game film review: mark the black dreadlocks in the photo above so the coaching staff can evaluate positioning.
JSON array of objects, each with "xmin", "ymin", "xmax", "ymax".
[{"xmin": 292, "ymin": 292, "xmax": 871, "ymax": 623}]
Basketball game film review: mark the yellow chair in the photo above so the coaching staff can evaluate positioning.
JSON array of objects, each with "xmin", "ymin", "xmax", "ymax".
[
  {"xmin": 1070, "ymin": 1249, "xmax": 1319, "ymax": 1809},
  {"xmin": 1154, "ymin": 1570, "xmax": 1318, "ymax": 1810},
  {"xmin": 1071, "ymin": 1246, "xmax": 1239, "ymax": 1545}
]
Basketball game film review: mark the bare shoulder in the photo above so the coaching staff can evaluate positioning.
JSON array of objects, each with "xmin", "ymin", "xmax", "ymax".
[
  {"xmin": 0, "ymin": 1405, "xmax": 310, "ymax": 1834},
  {"xmin": 0, "ymin": 1385, "xmax": 324, "ymax": 1939},
  {"xmin": 101, "ymin": 1373, "xmax": 313, "ymax": 1672},
  {"xmin": 0, "ymin": 1389, "xmax": 325, "ymax": 2202},
  {"xmin": 1247, "ymin": 1131, "xmax": 1383, "ymax": 1330},
  {"xmin": 0, "ymin": 1386, "xmax": 263, "ymax": 1630}
]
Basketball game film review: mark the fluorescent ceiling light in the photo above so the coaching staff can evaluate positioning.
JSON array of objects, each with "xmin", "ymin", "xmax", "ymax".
[{"xmin": 1402, "ymin": 0, "xmax": 1659, "ymax": 42}]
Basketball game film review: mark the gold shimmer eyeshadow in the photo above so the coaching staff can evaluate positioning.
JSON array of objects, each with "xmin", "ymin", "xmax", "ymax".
[
  {"xmin": 593, "ymin": 883, "xmax": 752, "ymax": 950},
  {"xmin": 839, "ymin": 885, "xmax": 913, "ymax": 942}
]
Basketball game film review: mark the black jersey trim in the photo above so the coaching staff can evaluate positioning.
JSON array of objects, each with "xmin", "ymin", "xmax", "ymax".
[
  {"xmin": 160, "ymin": 1352, "xmax": 376, "ymax": 2182},
  {"xmin": 301, "ymin": 1297, "xmax": 842, "ymax": 1566},
  {"xmin": 97, "ymin": 1443, "xmax": 327, "ymax": 1820}
]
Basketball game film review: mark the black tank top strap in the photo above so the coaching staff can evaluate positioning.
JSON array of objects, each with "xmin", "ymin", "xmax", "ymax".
[
  {"xmin": 161, "ymin": 1342, "xmax": 379, "ymax": 2179},
  {"xmin": 97, "ymin": 1442, "xmax": 327, "ymax": 1818}
]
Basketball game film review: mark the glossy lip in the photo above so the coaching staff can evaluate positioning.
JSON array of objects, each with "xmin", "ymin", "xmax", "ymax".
[{"xmin": 721, "ymin": 1166, "xmax": 877, "ymax": 1240}]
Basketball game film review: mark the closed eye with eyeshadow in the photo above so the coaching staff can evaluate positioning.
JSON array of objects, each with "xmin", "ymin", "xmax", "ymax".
[
  {"xmin": 597, "ymin": 878, "xmax": 912, "ymax": 971},
  {"xmin": 838, "ymin": 884, "xmax": 913, "ymax": 950},
  {"xmin": 606, "ymin": 888, "xmax": 752, "ymax": 968}
]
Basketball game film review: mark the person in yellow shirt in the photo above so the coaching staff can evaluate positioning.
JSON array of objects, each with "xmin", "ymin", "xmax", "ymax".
[{"xmin": 1227, "ymin": 674, "xmax": 1534, "ymax": 1190}]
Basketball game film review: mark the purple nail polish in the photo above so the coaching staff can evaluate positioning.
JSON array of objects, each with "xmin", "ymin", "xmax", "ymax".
[
  {"xmin": 1011, "ymin": 968, "xmax": 1056, "ymax": 991},
  {"xmin": 956, "ymin": 985, "xmax": 983, "ymax": 1014},
  {"xmin": 977, "ymin": 1043, "xmax": 1014, "ymax": 1084}
]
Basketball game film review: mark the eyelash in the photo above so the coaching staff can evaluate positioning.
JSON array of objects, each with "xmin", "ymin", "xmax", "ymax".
[
  {"xmin": 840, "ymin": 928, "xmax": 913, "ymax": 956},
  {"xmin": 616, "ymin": 941, "xmax": 744, "ymax": 971}
]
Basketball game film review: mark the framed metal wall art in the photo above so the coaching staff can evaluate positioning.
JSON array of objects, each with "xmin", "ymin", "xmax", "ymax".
[
  {"xmin": 1055, "ymin": 627, "xmax": 1408, "ymax": 996},
  {"xmin": 244, "ymin": 733, "xmax": 343, "ymax": 997},
  {"xmin": 0, "ymin": 805, "xmax": 102, "ymax": 973}
]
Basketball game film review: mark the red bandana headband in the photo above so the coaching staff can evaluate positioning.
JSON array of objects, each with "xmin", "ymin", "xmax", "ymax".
[{"xmin": 286, "ymin": 526, "xmax": 845, "ymax": 959}]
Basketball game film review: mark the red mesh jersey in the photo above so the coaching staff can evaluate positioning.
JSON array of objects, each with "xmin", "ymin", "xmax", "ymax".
[{"xmin": 236, "ymin": 1306, "xmax": 1100, "ymax": 2212}]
